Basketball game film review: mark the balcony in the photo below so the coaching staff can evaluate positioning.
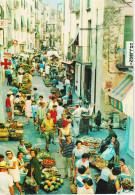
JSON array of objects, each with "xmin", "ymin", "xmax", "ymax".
[
  {"xmin": 76, "ymin": 46, "xmax": 91, "ymax": 63},
  {"xmin": 71, "ymin": 0, "xmax": 80, "ymax": 13},
  {"xmin": 14, "ymin": 0, "xmax": 19, "ymax": 9},
  {"xmin": 35, "ymin": 19, "xmax": 40, "ymax": 24}
]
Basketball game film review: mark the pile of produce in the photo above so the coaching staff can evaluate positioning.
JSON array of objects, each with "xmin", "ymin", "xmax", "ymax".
[
  {"xmin": 0, "ymin": 127, "xmax": 9, "ymax": 141},
  {"xmin": 42, "ymin": 158, "xmax": 56, "ymax": 168},
  {"xmin": 40, "ymin": 176, "xmax": 64, "ymax": 192},
  {"xmin": 36, "ymin": 150, "xmax": 51, "ymax": 160},
  {"xmin": 89, "ymin": 155, "xmax": 108, "ymax": 170},
  {"xmin": 44, "ymin": 78, "xmax": 52, "ymax": 87},
  {"xmin": 79, "ymin": 137, "xmax": 102, "ymax": 149}
]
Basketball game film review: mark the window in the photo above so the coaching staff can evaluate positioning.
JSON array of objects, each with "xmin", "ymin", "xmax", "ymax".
[
  {"xmin": 87, "ymin": 0, "xmax": 91, "ymax": 8},
  {"xmin": 124, "ymin": 16, "xmax": 133, "ymax": 48},
  {"xmin": 73, "ymin": 0, "xmax": 80, "ymax": 10},
  {"xmin": 21, "ymin": 0, "xmax": 24, "ymax": 8}
]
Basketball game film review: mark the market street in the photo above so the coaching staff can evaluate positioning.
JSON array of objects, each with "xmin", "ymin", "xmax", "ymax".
[
  {"xmin": 0, "ymin": 0, "xmax": 134, "ymax": 195},
  {"xmin": 0, "ymin": 74, "xmax": 134, "ymax": 194}
]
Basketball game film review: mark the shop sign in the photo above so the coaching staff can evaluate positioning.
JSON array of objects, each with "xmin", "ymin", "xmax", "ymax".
[
  {"xmin": 125, "ymin": 41, "xmax": 133, "ymax": 66},
  {"xmin": 0, "ymin": 20, "xmax": 7, "ymax": 28},
  {"xmin": 105, "ymin": 81, "xmax": 112, "ymax": 88},
  {"xmin": 12, "ymin": 40, "xmax": 18, "ymax": 45},
  {"xmin": 3, "ymin": 53, "xmax": 11, "ymax": 59}
]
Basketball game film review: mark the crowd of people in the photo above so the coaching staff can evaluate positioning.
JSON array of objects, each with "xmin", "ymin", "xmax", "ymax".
[{"xmin": 1, "ymin": 53, "xmax": 134, "ymax": 194}]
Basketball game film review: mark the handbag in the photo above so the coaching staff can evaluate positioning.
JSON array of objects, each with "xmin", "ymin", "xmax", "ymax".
[{"xmin": 70, "ymin": 182, "xmax": 77, "ymax": 194}]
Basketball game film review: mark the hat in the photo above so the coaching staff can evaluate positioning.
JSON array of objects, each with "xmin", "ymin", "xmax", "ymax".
[
  {"xmin": 61, "ymin": 121, "xmax": 70, "ymax": 127},
  {"xmin": 0, "ymin": 161, "xmax": 6, "ymax": 168},
  {"xmin": 8, "ymin": 91, "xmax": 13, "ymax": 95}
]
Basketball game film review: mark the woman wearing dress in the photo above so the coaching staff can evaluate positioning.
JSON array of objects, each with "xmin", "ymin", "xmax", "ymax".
[
  {"xmin": 101, "ymin": 134, "xmax": 120, "ymax": 161},
  {"xmin": 29, "ymin": 150, "xmax": 41, "ymax": 194},
  {"xmin": 23, "ymin": 95, "xmax": 32, "ymax": 125},
  {"xmin": 58, "ymin": 121, "xmax": 72, "ymax": 146},
  {"xmin": 71, "ymin": 140, "xmax": 86, "ymax": 169}
]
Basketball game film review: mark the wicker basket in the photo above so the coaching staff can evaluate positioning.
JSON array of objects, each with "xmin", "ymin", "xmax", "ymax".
[{"xmin": 42, "ymin": 158, "xmax": 56, "ymax": 168}]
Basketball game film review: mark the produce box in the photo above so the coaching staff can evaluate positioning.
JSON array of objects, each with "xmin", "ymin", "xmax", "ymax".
[
  {"xmin": 10, "ymin": 121, "xmax": 17, "ymax": 129},
  {"xmin": 0, "ymin": 128, "xmax": 8, "ymax": 132},
  {"xmin": 16, "ymin": 130, "xmax": 23, "ymax": 137},
  {"xmin": 0, "ymin": 131, "xmax": 9, "ymax": 137},
  {"xmin": 40, "ymin": 176, "xmax": 64, "ymax": 192},
  {"xmin": 0, "ymin": 137, "xmax": 9, "ymax": 141},
  {"xmin": 79, "ymin": 136, "xmax": 102, "ymax": 149},
  {"xmin": 17, "ymin": 122, "xmax": 24, "ymax": 130},
  {"xmin": 4, "ymin": 123, "xmax": 10, "ymax": 129},
  {"xmin": 89, "ymin": 155, "xmax": 108, "ymax": 170}
]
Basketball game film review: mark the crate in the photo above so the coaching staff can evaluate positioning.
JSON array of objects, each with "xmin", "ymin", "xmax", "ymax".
[
  {"xmin": 17, "ymin": 123, "xmax": 24, "ymax": 130},
  {"xmin": 16, "ymin": 130, "xmax": 23, "ymax": 137},
  {"xmin": 0, "ymin": 137, "xmax": 9, "ymax": 141},
  {"xmin": 10, "ymin": 121, "xmax": 17, "ymax": 129}
]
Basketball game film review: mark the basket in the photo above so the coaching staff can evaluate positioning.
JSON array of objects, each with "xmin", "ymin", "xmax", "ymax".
[
  {"xmin": 70, "ymin": 183, "xmax": 77, "ymax": 194},
  {"xmin": 42, "ymin": 157, "xmax": 56, "ymax": 168}
]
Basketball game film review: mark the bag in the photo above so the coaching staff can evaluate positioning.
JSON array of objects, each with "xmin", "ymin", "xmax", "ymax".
[
  {"xmin": 25, "ymin": 176, "xmax": 37, "ymax": 187},
  {"xmin": 70, "ymin": 182, "xmax": 77, "ymax": 194}
]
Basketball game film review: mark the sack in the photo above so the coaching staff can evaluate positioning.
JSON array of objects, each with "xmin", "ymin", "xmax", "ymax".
[
  {"xmin": 25, "ymin": 176, "xmax": 37, "ymax": 187},
  {"xmin": 70, "ymin": 183, "xmax": 77, "ymax": 194}
]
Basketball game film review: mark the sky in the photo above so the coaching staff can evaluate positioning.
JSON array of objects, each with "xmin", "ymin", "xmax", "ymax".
[{"xmin": 42, "ymin": 0, "xmax": 63, "ymax": 9}]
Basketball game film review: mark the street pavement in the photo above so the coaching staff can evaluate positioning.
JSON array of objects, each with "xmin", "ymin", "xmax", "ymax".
[{"xmin": 0, "ymin": 75, "xmax": 134, "ymax": 194}]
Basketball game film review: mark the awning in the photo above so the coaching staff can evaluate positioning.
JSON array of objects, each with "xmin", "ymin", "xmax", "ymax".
[
  {"xmin": 68, "ymin": 26, "xmax": 79, "ymax": 47},
  {"xmin": 122, "ymin": 86, "xmax": 133, "ymax": 118},
  {"xmin": 62, "ymin": 61, "xmax": 74, "ymax": 65},
  {"xmin": 109, "ymin": 75, "xmax": 133, "ymax": 112}
]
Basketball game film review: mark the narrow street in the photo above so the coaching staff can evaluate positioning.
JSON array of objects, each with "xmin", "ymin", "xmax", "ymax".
[{"xmin": 0, "ymin": 75, "xmax": 134, "ymax": 194}]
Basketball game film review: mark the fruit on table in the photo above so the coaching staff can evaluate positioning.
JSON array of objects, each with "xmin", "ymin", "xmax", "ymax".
[
  {"xmin": 57, "ymin": 182, "xmax": 61, "ymax": 187},
  {"xmin": 44, "ymin": 185, "xmax": 48, "ymax": 190},
  {"xmin": 56, "ymin": 178, "xmax": 60, "ymax": 182},
  {"xmin": 45, "ymin": 180, "xmax": 50, "ymax": 184},
  {"xmin": 47, "ymin": 181, "xmax": 52, "ymax": 187},
  {"xmin": 47, "ymin": 187, "xmax": 50, "ymax": 192},
  {"xmin": 43, "ymin": 159, "xmax": 55, "ymax": 165},
  {"xmin": 51, "ymin": 181, "xmax": 56, "ymax": 185},
  {"xmin": 50, "ymin": 185, "xmax": 54, "ymax": 191},
  {"xmin": 52, "ymin": 177, "xmax": 57, "ymax": 182},
  {"xmin": 60, "ymin": 179, "xmax": 63, "ymax": 184},
  {"xmin": 54, "ymin": 185, "xmax": 58, "ymax": 190}
]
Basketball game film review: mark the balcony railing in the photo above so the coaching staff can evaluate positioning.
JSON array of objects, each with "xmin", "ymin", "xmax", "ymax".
[
  {"xmin": 35, "ymin": 19, "xmax": 40, "ymax": 24},
  {"xmin": 76, "ymin": 46, "xmax": 91, "ymax": 63}
]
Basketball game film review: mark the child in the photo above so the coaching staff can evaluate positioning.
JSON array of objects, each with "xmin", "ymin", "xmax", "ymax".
[
  {"xmin": 32, "ymin": 87, "xmax": 39, "ymax": 103},
  {"xmin": 82, "ymin": 178, "xmax": 94, "ymax": 194},
  {"xmin": 31, "ymin": 101, "xmax": 39, "ymax": 125},
  {"xmin": 76, "ymin": 166, "xmax": 90, "ymax": 194}
]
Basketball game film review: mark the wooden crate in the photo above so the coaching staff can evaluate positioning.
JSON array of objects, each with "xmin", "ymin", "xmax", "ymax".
[
  {"xmin": 16, "ymin": 130, "xmax": 23, "ymax": 137},
  {"xmin": 17, "ymin": 123, "xmax": 24, "ymax": 130},
  {"xmin": 0, "ymin": 137, "xmax": 9, "ymax": 141}
]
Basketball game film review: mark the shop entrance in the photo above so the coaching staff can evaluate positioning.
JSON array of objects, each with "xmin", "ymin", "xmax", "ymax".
[{"xmin": 85, "ymin": 66, "xmax": 91, "ymax": 102}]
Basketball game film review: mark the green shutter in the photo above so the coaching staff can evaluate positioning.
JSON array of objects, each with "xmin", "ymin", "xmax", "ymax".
[
  {"xmin": 27, "ymin": 18, "xmax": 30, "ymax": 32},
  {"xmin": 74, "ymin": 0, "xmax": 79, "ymax": 10},
  {"xmin": 87, "ymin": 0, "xmax": 91, "ymax": 8},
  {"xmin": 124, "ymin": 16, "xmax": 133, "ymax": 48},
  {"xmin": 21, "ymin": 16, "xmax": 26, "ymax": 28}
]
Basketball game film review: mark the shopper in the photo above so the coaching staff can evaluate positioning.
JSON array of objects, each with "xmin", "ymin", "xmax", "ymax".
[
  {"xmin": 23, "ymin": 95, "xmax": 32, "ymax": 125},
  {"xmin": 6, "ymin": 94, "xmax": 12, "ymax": 122},
  {"xmin": 58, "ymin": 135, "xmax": 75, "ymax": 180},
  {"xmin": 71, "ymin": 140, "xmax": 86, "ymax": 169},
  {"xmin": 0, "ymin": 161, "xmax": 14, "ymax": 195},
  {"xmin": 29, "ymin": 150, "xmax": 41, "ymax": 194},
  {"xmin": 6, "ymin": 150, "xmax": 23, "ymax": 195},
  {"xmin": 41, "ymin": 113, "xmax": 54, "ymax": 152}
]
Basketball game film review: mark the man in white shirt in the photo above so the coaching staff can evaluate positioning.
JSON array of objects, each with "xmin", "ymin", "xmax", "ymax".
[
  {"xmin": 71, "ymin": 104, "xmax": 82, "ymax": 137},
  {"xmin": 49, "ymin": 96, "xmax": 58, "ymax": 110},
  {"xmin": 0, "ymin": 161, "xmax": 14, "ymax": 195},
  {"xmin": 64, "ymin": 77, "xmax": 71, "ymax": 93}
]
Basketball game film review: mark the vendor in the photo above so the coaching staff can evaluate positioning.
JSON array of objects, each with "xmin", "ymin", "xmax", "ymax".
[
  {"xmin": 101, "ymin": 134, "xmax": 120, "ymax": 161},
  {"xmin": 74, "ymin": 153, "xmax": 90, "ymax": 182},
  {"xmin": 18, "ymin": 139, "xmax": 31, "ymax": 163},
  {"xmin": 99, "ymin": 125, "xmax": 117, "ymax": 153}
]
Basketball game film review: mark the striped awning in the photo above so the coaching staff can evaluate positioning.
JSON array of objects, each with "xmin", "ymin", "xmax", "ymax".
[
  {"xmin": 109, "ymin": 75, "xmax": 133, "ymax": 112},
  {"xmin": 68, "ymin": 26, "xmax": 79, "ymax": 47}
]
